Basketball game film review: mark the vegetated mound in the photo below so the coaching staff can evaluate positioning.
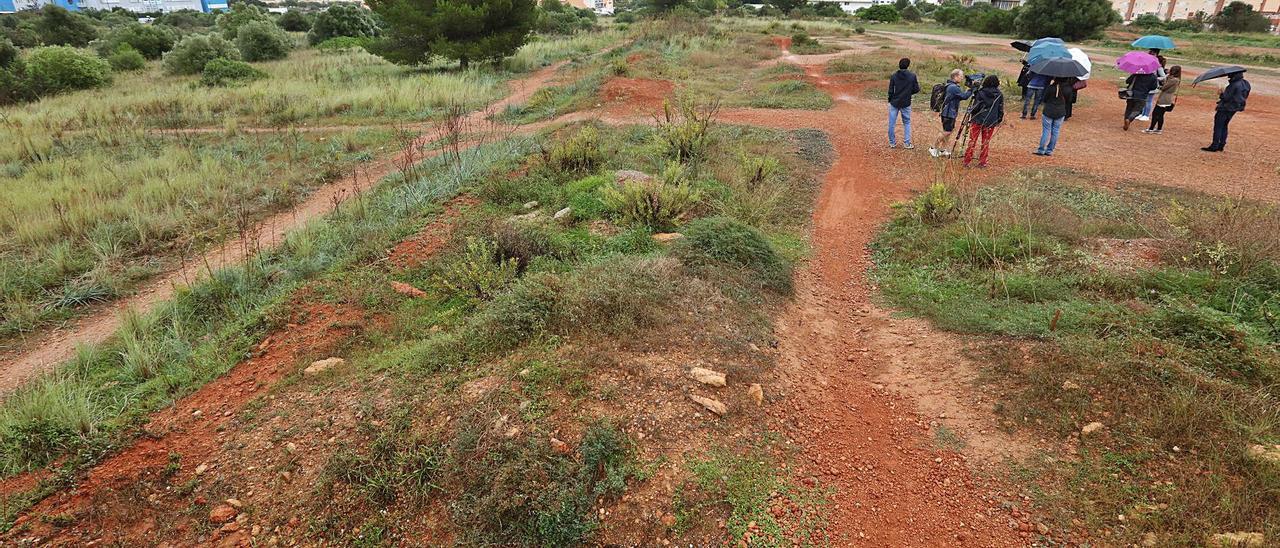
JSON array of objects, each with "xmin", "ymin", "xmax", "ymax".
[
  {"xmin": 2, "ymin": 113, "xmax": 835, "ymax": 546},
  {"xmin": 872, "ymin": 174, "xmax": 1280, "ymax": 546}
]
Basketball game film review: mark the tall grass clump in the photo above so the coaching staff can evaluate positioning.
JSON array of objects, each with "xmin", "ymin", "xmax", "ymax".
[{"xmin": 675, "ymin": 216, "xmax": 792, "ymax": 292}]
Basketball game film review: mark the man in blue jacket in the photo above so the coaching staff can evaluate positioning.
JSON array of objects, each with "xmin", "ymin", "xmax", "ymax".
[
  {"xmin": 930, "ymin": 69, "xmax": 972, "ymax": 158},
  {"xmin": 887, "ymin": 58, "xmax": 921, "ymax": 149},
  {"xmin": 1203, "ymin": 72, "xmax": 1250, "ymax": 152}
]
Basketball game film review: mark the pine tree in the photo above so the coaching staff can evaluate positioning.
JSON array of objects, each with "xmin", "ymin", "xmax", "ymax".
[{"xmin": 367, "ymin": 0, "xmax": 536, "ymax": 68}]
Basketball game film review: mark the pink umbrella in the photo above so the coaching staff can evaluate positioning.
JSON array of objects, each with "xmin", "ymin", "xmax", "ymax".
[{"xmin": 1116, "ymin": 51, "xmax": 1161, "ymax": 74}]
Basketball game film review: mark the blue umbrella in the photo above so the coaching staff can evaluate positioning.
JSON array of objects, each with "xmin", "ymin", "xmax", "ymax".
[
  {"xmin": 1027, "ymin": 42, "xmax": 1071, "ymax": 66},
  {"xmin": 1032, "ymin": 37, "xmax": 1065, "ymax": 46},
  {"xmin": 1132, "ymin": 35, "xmax": 1176, "ymax": 50}
]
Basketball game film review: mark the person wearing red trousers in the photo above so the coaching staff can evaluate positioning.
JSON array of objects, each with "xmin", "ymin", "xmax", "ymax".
[{"xmin": 963, "ymin": 75, "xmax": 1004, "ymax": 168}]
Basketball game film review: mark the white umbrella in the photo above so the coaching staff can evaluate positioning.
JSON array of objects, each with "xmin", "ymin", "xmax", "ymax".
[{"xmin": 1069, "ymin": 47, "xmax": 1092, "ymax": 80}]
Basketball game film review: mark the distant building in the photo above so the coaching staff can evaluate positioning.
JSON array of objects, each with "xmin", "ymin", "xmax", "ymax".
[
  {"xmin": 1114, "ymin": 0, "xmax": 1277, "ymax": 32},
  {"xmin": 965, "ymin": 0, "xmax": 1024, "ymax": 9},
  {"xmin": 809, "ymin": 0, "xmax": 909, "ymax": 14},
  {"xmin": 1, "ymin": 0, "xmax": 227, "ymax": 13}
]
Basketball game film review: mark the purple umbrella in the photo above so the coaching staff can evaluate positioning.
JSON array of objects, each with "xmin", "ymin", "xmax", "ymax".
[{"xmin": 1116, "ymin": 51, "xmax": 1161, "ymax": 74}]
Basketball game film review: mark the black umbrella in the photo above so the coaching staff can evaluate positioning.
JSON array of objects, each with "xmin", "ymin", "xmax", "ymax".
[
  {"xmin": 1193, "ymin": 65, "xmax": 1247, "ymax": 85},
  {"xmin": 1011, "ymin": 40, "xmax": 1033, "ymax": 52},
  {"xmin": 1029, "ymin": 57, "xmax": 1088, "ymax": 78}
]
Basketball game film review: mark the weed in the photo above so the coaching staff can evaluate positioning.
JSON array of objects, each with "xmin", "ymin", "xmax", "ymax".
[
  {"xmin": 599, "ymin": 164, "xmax": 701, "ymax": 230},
  {"xmin": 547, "ymin": 125, "xmax": 605, "ymax": 175},
  {"xmin": 675, "ymin": 216, "xmax": 792, "ymax": 292},
  {"xmin": 654, "ymin": 98, "xmax": 719, "ymax": 164},
  {"xmin": 433, "ymin": 238, "xmax": 521, "ymax": 303}
]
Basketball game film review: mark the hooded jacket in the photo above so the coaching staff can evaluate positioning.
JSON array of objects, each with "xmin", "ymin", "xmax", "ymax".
[
  {"xmin": 1041, "ymin": 80, "xmax": 1075, "ymax": 120},
  {"xmin": 1217, "ymin": 74, "xmax": 1250, "ymax": 112},
  {"xmin": 887, "ymin": 69, "xmax": 921, "ymax": 109},
  {"xmin": 941, "ymin": 82, "xmax": 972, "ymax": 119},
  {"xmin": 1126, "ymin": 73, "xmax": 1158, "ymax": 97},
  {"xmin": 969, "ymin": 87, "xmax": 1004, "ymax": 127}
]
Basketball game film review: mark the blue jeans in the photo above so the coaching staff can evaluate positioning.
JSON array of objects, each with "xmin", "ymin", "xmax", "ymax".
[
  {"xmin": 1142, "ymin": 92, "xmax": 1156, "ymax": 117},
  {"xmin": 1022, "ymin": 87, "xmax": 1044, "ymax": 118},
  {"xmin": 1037, "ymin": 115, "xmax": 1064, "ymax": 155},
  {"xmin": 888, "ymin": 105, "xmax": 912, "ymax": 146}
]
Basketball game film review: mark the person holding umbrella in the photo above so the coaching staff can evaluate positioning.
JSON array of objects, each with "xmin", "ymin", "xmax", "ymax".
[
  {"xmin": 1144, "ymin": 65, "xmax": 1180, "ymax": 135},
  {"xmin": 1023, "ymin": 38, "xmax": 1069, "ymax": 120},
  {"xmin": 1117, "ymin": 51, "xmax": 1161, "ymax": 131},
  {"xmin": 1197, "ymin": 67, "xmax": 1251, "ymax": 152},
  {"xmin": 1033, "ymin": 72, "xmax": 1078, "ymax": 156}
]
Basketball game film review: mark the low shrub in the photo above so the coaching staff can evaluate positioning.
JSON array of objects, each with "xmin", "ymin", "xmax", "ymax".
[
  {"xmin": 547, "ymin": 125, "xmax": 604, "ymax": 174},
  {"xmin": 0, "ymin": 38, "xmax": 17, "ymax": 69},
  {"xmin": 0, "ymin": 58, "xmax": 35, "ymax": 105},
  {"xmin": 25, "ymin": 46, "xmax": 112, "ymax": 95},
  {"xmin": 599, "ymin": 165, "xmax": 701, "ymax": 230},
  {"xmin": 94, "ymin": 23, "xmax": 178, "ymax": 60},
  {"xmin": 316, "ymin": 36, "xmax": 373, "ymax": 53},
  {"xmin": 553, "ymin": 256, "xmax": 681, "ymax": 335},
  {"xmin": 164, "ymin": 33, "xmax": 239, "ymax": 75},
  {"xmin": 433, "ymin": 238, "xmax": 521, "ymax": 303},
  {"xmin": 675, "ymin": 216, "xmax": 792, "ymax": 292},
  {"xmin": 913, "ymin": 183, "xmax": 958, "ymax": 225},
  {"xmin": 199, "ymin": 58, "xmax": 267, "ymax": 87},
  {"xmin": 655, "ymin": 99, "xmax": 718, "ymax": 164},
  {"xmin": 106, "ymin": 45, "xmax": 146, "ymax": 71},
  {"xmin": 276, "ymin": 9, "xmax": 313, "ymax": 32},
  {"xmin": 235, "ymin": 20, "xmax": 293, "ymax": 62},
  {"xmin": 307, "ymin": 4, "xmax": 380, "ymax": 46}
]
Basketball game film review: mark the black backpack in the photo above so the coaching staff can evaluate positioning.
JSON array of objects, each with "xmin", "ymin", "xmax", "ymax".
[{"xmin": 929, "ymin": 83, "xmax": 947, "ymax": 112}]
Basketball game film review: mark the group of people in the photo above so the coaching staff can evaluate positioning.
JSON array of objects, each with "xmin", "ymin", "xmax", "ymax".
[{"xmin": 885, "ymin": 52, "xmax": 1253, "ymax": 165}]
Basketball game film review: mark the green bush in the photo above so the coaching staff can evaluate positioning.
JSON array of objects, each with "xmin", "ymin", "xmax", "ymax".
[
  {"xmin": 106, "ymin": 44, "xmax": 147, "ymax": 71},
  {"xmin": 199, "ymin": 58, "xmax": 267, "ymax": 87},
  {"xmin": 600, "ymin": 166, "xmax": 701, "ymax": 230},
  {"xmin": 94, "ymin": 23, "xmax": 179, "ymax": 60},
  {"xmin": 0, "ymin": 38, "xmax": 17, "ymax": 69},
  {"xmin": 0, "ymin": 58, "xmax": 35, "ymax": 105},
  {"xmin": 276, "ymin": 9, "xmax": 313, "ymax": 32},
  {"xmin": 548, "ymin": 125, "xmax": 604, "ymax": 174},
  {"xmin": 655, "ymin": 100, "xmax": 716, "ymax": 163},
  {"xmin": 434, "ymin": 238, "xmax": 521, "ymax": 303},
  {"xmin": 858, "ymin": 4, "xmax": 900, "ymax": 22},
  {"xmin": 235, "ymin": 20, "xmax": 293, "ymax": 62},
  {"xmin": 913, "ymin": 183, "xmax": 958, "ymax": 225},
  {"xmin": 34, "ymin": 5, "xmax": 97, "ymax": 47},
  {"xmin": 316, "ymin": 36, "xmax": 373, "ymax": 52},
  {"xmin": 307, "ymin": 4, "xmax": 380, "ymax": 46},
  {"xmin": 675, "ymin": 216, "xmax": 792, "ymax": 291},
  {"xmin": 163, "ymin": 33, "xmax": 239, "ymax": 75},
  {"xmin": 216, "ymin": 3, "xmax": 273, "ymax": 40},
  {"xmin": 554, "ymin": 256, "xmax": 681, "ymax": 335},
  {"xmin": 25, "ymin": 46, "xmax": 112, "ymax": 95}
]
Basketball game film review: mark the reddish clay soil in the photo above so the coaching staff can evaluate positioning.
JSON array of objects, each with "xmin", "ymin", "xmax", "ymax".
[
  {"xmin": 7, "ymin": 300, "xmax": 374, "ymax": 546},
  {"xmin": 0, "ymin": 62, "xmax": 568, "ymax": 399},
  {"xmin": 599, "ymin": 77, "xmax": 676, "ymax": 115},
  {"xmin": 386, "ymin": 196, "xmax": 480, "ymax": 269}
]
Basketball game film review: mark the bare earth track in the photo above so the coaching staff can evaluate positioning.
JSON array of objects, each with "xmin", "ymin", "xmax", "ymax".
[{"xmin": 5, "ymin": 31, "xmax": 1279, "ymax": 545}]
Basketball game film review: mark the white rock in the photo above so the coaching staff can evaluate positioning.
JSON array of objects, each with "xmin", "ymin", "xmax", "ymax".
[
  {"xmin": 523, "ymin": 201, "xmax": 539, "ymax": 209},
  {"xmin": 1208, "ymin": 532, "xmax": 1266, "ymax": 547},
  {"xmin": 688, "ymin": 367, "xmax": 726, "ymax": 387},
  {"xmin": 553, "ymin": 207, "xmax": 572, "ymax": 220},
  {"xmin": 689, "ymin": 394, "xmax": 727, "ymax": 416},
  {"xmin": 1081, "ymin": 422, "xmax": 1105, "ymax": 435},
  {"xmin": 304, "ymin": 357, "xmax": 344, "ymax": 376},
  {"xmin": 1061, "ymin": 380, "xmax": 1081, "ymax": 390}
]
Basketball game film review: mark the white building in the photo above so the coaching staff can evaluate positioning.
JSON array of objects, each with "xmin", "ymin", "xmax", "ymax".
[{"xmin": 1, "ymin": 0, "xmax": 226, "ymax": 13}]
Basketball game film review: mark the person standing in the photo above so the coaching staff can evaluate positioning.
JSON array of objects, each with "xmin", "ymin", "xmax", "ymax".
[
  {"xmin": 963, "ymin": 75, "xmax": 1004, "ymax": 168},
  {"xmin": 1139, "ymin": 50, "xmax": 1167, "ymax": 121},
  {"xmin": 1022, "ymin": 70, "xmax": 1048, "ymax": 119},
  {"xmin": 1034, "ymin": 77, "xmax": 1074, "ymax": 156},
  {"xmin": 1017, "ymin": 60, "xmax": 1031, "ymax": 99},
  {"xmin": 887, "ymin": 57, "xmax": 921, "ymax": 149},
  {"xmin": 930, "ymin": 69, "xmax": 972, "ymax": 158},
  {"xmin": 1203, "ymin": 72, "xmax": 1250, "ymax": 152},
  {"xmin": 1144, "ymin": 65, "xmax": 1180, "ymax": 134},
  {"xmin": 1123, "ymin": 71, "xmax": 1158, "ymax": 131}
]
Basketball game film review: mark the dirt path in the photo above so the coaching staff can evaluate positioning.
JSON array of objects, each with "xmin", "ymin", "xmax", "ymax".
[{"xmin": 0, "ymin": 62, "xmax": 567, "ymax": 399}]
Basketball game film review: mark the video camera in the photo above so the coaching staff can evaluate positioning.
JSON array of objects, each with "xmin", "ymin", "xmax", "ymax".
[{"xmin": 965, "ymin": 72, "xmax": 986, "ymax": 91}]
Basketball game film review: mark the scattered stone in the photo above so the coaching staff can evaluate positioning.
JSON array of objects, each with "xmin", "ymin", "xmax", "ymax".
[
  {"xmin": 747, "ymin": 384, "xmax": 764, "ymax": 406},
  {"xmin": 511, "ymin": 211, "xmax": 541, "ymax": 222},
  {"xmin": 389, "ymin": 281, "xmax": 427, "ymax": 298},
  {"xmin": 1208, "ymin": 532, "xmax": 1266, "ymax": 547},
  {"xmin": 1081, "ymin": 422, "xmax": 1105, "ymax": 435},
  {"xmin": 1061, "ymin": 380, "xmax": 1081, "ymax": 390},
  {"xmin": 550, "ymin": 437, "xmax": 571, "ymax": 455},
  {"xmin": 209, "ymin": 504, "xmax": 238, "ymax": 524},
  {"xmin": 614, "ymin": 170, "xmax": 653, "ymax": 185},
  {"xmin": 1246, "ymin": 444, "xmax": 1280, "ymax": 464},
  {"xmin": 523, "ymin": 201, "xmax": 539, "ymax": 210},
  {"xmin": 688, "ymin": 367, "xmax": 727, "ymax": 387},
  {"xmin": 1035, "ymin": 522, "xmax": 1049, "ymax": 535},
  {"xmin": 303, "ymin": 357, "xmax": 344, "ymax": 376},
  {"xmin": 286, "ymin": 442, "xmax": 297, "ymax": 453},
  {"xmin": 1141, "ymin": 532, "xmax": 1158, "ymax": 547},
  {"xmin": 553, "ymin": 207, "xmax": 573, "ymax": 220},
  {"xmin": 689, "ymin": 394, "xmax": 727, "ymax": 416},
  {"xmin": 195, "ymin": 463, "xmax": 208, "ymax": 475},
  {"xmin": 660, "ymin": 513, "xmax": 677, "ymax": 527},
  {"xmin": 225, "ymin": 498, "xmax": 243, "ymax": 509},
  {"xmin": 652, "ymin": 232, "xmax": 684, "ymax": 244}
]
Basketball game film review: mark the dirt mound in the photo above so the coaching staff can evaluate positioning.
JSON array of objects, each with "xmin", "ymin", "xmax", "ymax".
[
  {"xmin": 1088, "ymin": 238, "xmax": 1164, "ymax": 273},
  {"xmin": 6, "ymin": 299, "xmax": 373, "ymax": 546},
  {"xmin": 387, "ymin": 196, "xmax": 479, "ymax": 269},
  {"xmin": 600, "ymin": 77, "xmax": 675, "ymax": 114}
]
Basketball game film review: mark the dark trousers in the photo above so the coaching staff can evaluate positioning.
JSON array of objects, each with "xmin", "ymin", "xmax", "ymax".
[
  {"xmin": 1211, "ymin": 110, "xmax": 1236, "ymax": 149},
  {"xmin": 1149, "ymin": 105, "xmax": 1171, "ymax": 131},
  {"xmin": 1125, "ymin": 98, "xmax": 1145, "ymax": 121}
]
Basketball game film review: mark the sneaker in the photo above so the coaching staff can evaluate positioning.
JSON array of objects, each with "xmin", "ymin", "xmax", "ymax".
[
  {"xmin": 1136, "ymin": 115, "xmax": 1150, "ymax": 121},
  {"xmin": 941, "ymin": 150, "xmax": 951, "ymax": 157},
  {"xmin": 889, "ymin": 143, "xmax": 897, "ymax": 149},
  {"xmin": 1153, "ymin": 130, "xmax": 1162, "ymax": 135},
  {"xmin": 1142, "ymin": 129, "xmax": 1154, "ymax": 134},
  {"xmin": 903, "ymin": 143, "xmax": 915, "ymax": 150},
  {"xmin": 1033, "ymin": 150, "xmax": 1045, "ymax": 156},
  {"xmin": 977, "ymin": 163, "xmax": 988, "ymax": 168},
  {"xmin": 929, "ymin": 147, "xmax": 939, "ymax": 157},
  {"xmin": 1201, "ymin": 146, "xmax": 1220, "ymax": 152},
  {"xmin": 1029, "ymin": 116, "xmax": 1037, "ymax": 120}
]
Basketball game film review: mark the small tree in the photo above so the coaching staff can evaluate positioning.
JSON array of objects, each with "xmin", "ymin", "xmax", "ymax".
[
  {"xmin": 276, "ymin": 9, "xmax": 313, "ymax": 32},
  {"xmin": 236, "ymin": 20, "xmax": 293, "ymax": 61},
  {"xmin": 1015, "ymin": 0, "xmax": 1119, "ymax": 40},
  {"xmin": 307, "ymin": 4, "xmax": 381, "ymax": 45},
  {"xmin": 768, "ymin": 0, "xmax": 806, "ymax": 15},
  {"xmin": 216, "ymin": 4, "xmax": 273, "ymax": 39},
  {"xmin": 35, "ymin": 5, "xmax": 98, "ymax": 47},
  {"xmin": 901, "ymin": 4, "xmax": 921, "ymax": 21},
  {"xmin": 163, "ymin": 33, "xmax": 239, "ymax": 75},
  {"xmin": 1131, "ymin": 13, "xmax": 1165, "ymax": 29},
  {"xmin": 367, "ymin": 0, "xmax": 536, "ymax": 68},
  {"xmin": 107, "ymin": 44, "xmax": 147, "ymax": 71},
  {"xmin": 1212, "ymin": 1, "xmax": 1271, "ymax": 33},
  {"xmin": 25, "ymin": 45, "xmax": 112, "ymax": 95},
  {"xmin": 94, "ymin": 23, "xmax": 180, "ymax": 60},
  {"xmin": 859, "ymin": 4, "xmax": 901, "ymax": 22},
  {"xmin": 0, "ymin": 37, "xmax": 16, "ymax": 69}
]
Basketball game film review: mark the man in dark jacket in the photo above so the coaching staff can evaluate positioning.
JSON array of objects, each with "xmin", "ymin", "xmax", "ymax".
[
  {"xmin": 930, "ymin": 69, "xmax": 972, "ymax": 157},
  {"xmin": 1124, "ymin": 72, "xmax": 1158, "ymax": 131},
  {"xmin": 887, "ymin": 57, "xmax": 921, "ymax": 149},
  {"xmin": 1203, "ymin": 72, "xmax": 1250, "ymax": 152}
]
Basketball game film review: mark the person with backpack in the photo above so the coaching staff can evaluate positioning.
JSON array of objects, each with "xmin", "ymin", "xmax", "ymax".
[
  {"xmin": 963, "ymin": 75, "xmax": 1004, "ymax": 168},
  {"xmin": 929, "ymin": 69, "xmax": 972, "ymax": 158},
  {"xmin": 1021, "ymin": 70, "xmax": 1048, "ymax": 119},
  {"xmin": 1034, "ymin": 77, "xmax": 1074, "ymax": 157},
  {"xmin": 1123, "ymin": 70, "xmax": 1158, "ymax": 131},
  {"xmin": 887, "ymin": 57, "xmax": 921, "ymax": 149},
  {"xmin": 1016, "ymin": 60, "xmax": 1030, "ymax": 99},
  {"xmin": 1144, "ymin": 65, "xmax": 1180, "ymax": 135},
  {"xmin": 1203, "ymin": 71, "xmax": 1250, "ymax": 152}
]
